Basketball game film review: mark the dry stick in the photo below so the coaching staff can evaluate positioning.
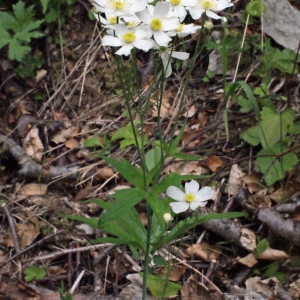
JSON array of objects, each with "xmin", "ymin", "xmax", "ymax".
[
  {"xmin": 2, "ymin": 204, "xmax": 21, "ymax": 254},
  {"xmin": 27, "ymin": 243, "xmax": 115, "ymax": 263},
  {"xmin": 0, "ymin": 230, "xmax": 65, "ymax": 269}
]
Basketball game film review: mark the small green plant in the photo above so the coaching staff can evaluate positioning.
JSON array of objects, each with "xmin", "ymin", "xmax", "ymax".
[
  {"xmin": 58, "ymin": 281, "xmax": 73, "ymax": 300},
  {"xmin": 0, "ymin": 1, "xmax": 44, "ymax": 62},
  {"xmin": 24, "ymin": 264, "xmax": 47, "ymax": 282}
]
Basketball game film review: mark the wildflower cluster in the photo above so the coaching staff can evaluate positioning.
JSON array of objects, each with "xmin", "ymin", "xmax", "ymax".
[{"xmin": 93, "ymin": 0, "xmax": 233, "ymax": 77}]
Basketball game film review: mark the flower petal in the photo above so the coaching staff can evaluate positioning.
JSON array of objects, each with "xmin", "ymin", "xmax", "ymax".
[
  {"xmin": 195, "ymin": 186, "xmax": 215, "ymax": 201},
  {"xmin": 154, "ymin": 30, "xmax": 171, "ymax": 47},
  {"xmin": 170, "ymin": 201, "xmax": 189, "ymax": 213},
  {"xmin": 166, "ymin": 186, "xmax": 186, "ymax": 201},
  {"xmin": 206, "ymin": 10, "xmax": 226, "ymax": 21},
  {"xmin": 190, "ymin": 200, "xmax": 207, "ymax": 210},
  {"xmin": 185, "ymin": 180, "xmax": 199, "ymax": 195},
  {"xmin": 171, "ymin": 51, "xmax": 189, "ymax": 60},
  {"xmin": 136, "ymin": 8, "xmax": 152, "ymax": 24},
  {"xmin": 132, "ymin": 39, "xmax": 153, "ymax": 52},
  {"xmin": 115, "ymin": 44, "xmax": 133, "ymax": 56},
  {"xmin": 153, "ymin": 2, "xmax": 170, "ymax": 19},
  {"xmin": 102, "ymin": 35, "xmax": 123, "ymax": 47}
]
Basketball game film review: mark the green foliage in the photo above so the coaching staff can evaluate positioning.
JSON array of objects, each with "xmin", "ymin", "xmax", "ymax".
[
  {"xmin": 144, "ymin": 273, "xmax": 181, "ymax": 298},
  {"xmin": 256, "ymin": 40, "xmax": 300, "ymax": 79},
  {"xmin": 152, "ymin": 255, "xmax": 167, "ymax": 266},
  {"xmin": 0, "ymin": 1, "xmax": 44, "ymax": 62},
  {"xmin": 257, "ymin": 143, "xmax": 298, "ymax": 186},
  {"xmin": 242, "ymin": 107, "xmax": 295, "ymax": 149},
  {"xmin": 145, "ymin": 148, "xmax": 162, "ymax": 172},
  {"xmin": 245, "ymin": 0, "xmax": 264, "ymax": 17},
  {"xmin": 24, "ymin": 265, "xmax": 47, "ymax": 282},
  {"xmin": 111, "ymin": 120, "xmax": 148, "ymax": 151},
  {"xmin": 254, "ymin": 238, "xmax": 269, "ymax": 257},
  {"xmin": 58, "ymin": 281, "xmax": 73, "ymax": 300},
  {"xmin": 262, "ymin": 262, "xmax": 287, "ymax": 283}
]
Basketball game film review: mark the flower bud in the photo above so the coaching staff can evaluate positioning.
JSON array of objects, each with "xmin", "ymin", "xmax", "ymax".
[
  {"xmin": 163, "ymin": 213, "xmax": 173, "ymax": 223},
  {"xmin": 204, "ymin": 20, "xmax": 213, "ymax": 30}
]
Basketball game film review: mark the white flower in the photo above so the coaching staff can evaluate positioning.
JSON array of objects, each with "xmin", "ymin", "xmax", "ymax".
[
  {"xmin": 166, "ymin": 180, "xmax": 214, "ymax": 214},
  {"xmin": 102, "ymin": 24, "xmax": 153, "ymax": 55},
  {"xmin": 167, "ymin": 23, "xmax": 201, "ymax": 38},
  {"xmin": 154, "ymin": 44, "xmax": 189, "ymax": 77},
  {"xmin": 186, "ymin": 0, "xmax": 233, "ymax": 22},
  {"xmin": 136, "ymin": 2, "xmax": 180, "ymax": 47},
  {"xmin": 166, "ymin": 0, "xmax": 197, "ymax": 22},
  {"xmin": 93, "ymin": 0, "xmax": 147, "ymax": 17},
  {"xmin": 204, "ymin": 19, "xmax": 213, "ymax": 30},
  {"xmin": 163, "ymin": 213, "xmax": 173, "ymax": 222},
  {"xmin": 96, "ymin": 13, "xmax": 120, "ymax": 29}
]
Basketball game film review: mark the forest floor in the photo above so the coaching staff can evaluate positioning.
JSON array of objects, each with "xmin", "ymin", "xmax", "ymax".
[{"xmin": 0, "ymin": 0, "xmax": 300, "ymax": 299}]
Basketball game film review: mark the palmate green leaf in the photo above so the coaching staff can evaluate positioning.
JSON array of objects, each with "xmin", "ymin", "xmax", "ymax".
[
  {"xmin": 152, "ymin": 212, "xmax": 247, "ymax": 250},
  {"xmin": 259, "ymin": 107, "xmax": 295, "ymax": 149},
  {"xmin": 8, "ymin": 39, "xmax": 31, "ymax": 61},
  {"xmin": 97, "ymin": 154, "xmax": 145, "ymax": 189},
  {"xmin": 99, "ymin": 188, "xmax": 146, "ymax": 225},
  {"xmin": 241, "ymin": 125, "xmax": 260, "ymax": 146},
  {"xmin": 40, "ymin": 0, "xmax": 50, "ymax": 14},
  {"xmin": 24, "ymin": 265, "xmax": 47, "ymax": 282},
  {"xmin": 257, "ymin": 143, "xmax": 298, "ymax": 186}
]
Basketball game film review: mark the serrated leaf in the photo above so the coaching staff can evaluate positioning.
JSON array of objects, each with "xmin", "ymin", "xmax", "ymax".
[
  {"xmin": 40, "ymin": 0, "xmax": 50, "ymax": 14},
  {"xmin": 0, "ymin": 27, "xmax": 11, "ymax": 48},
  {"xmin": 8, "ymin": 39, "xmax": 31, "ymax": 61},
  {"xmin": 0, "ymin": 12, "xmax": 17, "ymax": 30},
  {"xmin": 259, "ymin": 107, "xmax": 295, "ymax": 149},
  {"xmin": 254, "ymin": 238, "xmax": 269, "ymax": 257},
  {"xmin": 145, "ymin": 274, "xmax": 181, "ymax": 298},
  {"xmin": 257, "ymin": 143, "xmax": 298, "ymax": 186}
]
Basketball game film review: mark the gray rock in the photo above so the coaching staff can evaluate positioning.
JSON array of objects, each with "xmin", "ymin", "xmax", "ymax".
[{"xmin": 263, "ymin": 0, "xmax": 300, "ymax": 52}]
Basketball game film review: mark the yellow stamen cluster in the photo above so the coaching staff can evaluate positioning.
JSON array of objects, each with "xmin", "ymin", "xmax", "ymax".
[
  {"xmin": 201, "ymin": 0, "xmax": 217, "ymax": 10},
  {"xmin": 112, "ymin": 0, "xmax": 125, "ymax": 10},
  {"xmin": 151, "ymin": 18, "xmax": 162, "ymax": 31},
  {"xmin": 171, "ymin": 0, "xmax": 181, "ymax": 5},
  {"xmin": 175, "ymin": 23, "xmax": 184, "ymax": 32},
  {"xmin": 185, "ymin": 194, "xmax": 195, "ymax": 202},
  {"xmin": 108, "ymin": 16, "xmax": 117, "ymax": 24},
  {"xmin": 123, "ymin": 32, "xmax": 136, "ymax": 43}
]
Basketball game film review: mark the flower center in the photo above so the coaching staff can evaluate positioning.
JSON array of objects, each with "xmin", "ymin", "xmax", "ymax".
[
  {"xmin": 185, "ymin": 194, "xmax": 195, "ymax": 202},
  {"xmin": 122, "ymin": 32, "xmax": 136, "ymax": 43},
  {"xmin": 171, "ymin": 0, "xmax": 181, "ymax": 5},
  {"xmin": 108, "ymin": 16, "xmax": 117, "ymax": 24},
  {"xmin": 201, "ymin": 0, "xmax": 217, "ymax": 10},
  {"xmin": 175, "ymin": 23, "xmax": 184, "ymax": 32},
  {"xmin": 112, "ymin": 0, "xmax": 125, "ymax": 10},
  {"xmin": 151, "ymin": 18, "xmax": 162, "ymax": 31}
]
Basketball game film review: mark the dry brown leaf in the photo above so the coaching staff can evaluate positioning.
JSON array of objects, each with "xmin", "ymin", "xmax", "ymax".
[
  {"xmin": 241, "ymin": 172, "xmax": 264, "ymax": 193},
  {"xmin": 95, "ymin": 167, "xmax": 115, "ymax": 180},
  {"xmin": 5, "ymin": 213, "xmax": 40, "ymax": 250},
  {"xmin": 65, "ymin": 138, "xmax": 79, "ymax": 149},
  {"xmin": 75, "ymin": 186, "xmax": 98, "ymax": 201},
  {"xmin": 51, "ymin": 125, "xmax": 80, "ymax": 144},
  {"xmin": 161, "ymin": 265, "xmax": 187, "ymax": 282},
  {"xmin": 205, "ymin": 155, "xmax": 223, "ymax": 172},
  {"xmin": 237, "ymin": 253, "xmax": 258, "ymax": 267},
  {"xmin": 257, "ymin": 247, "xmax": 289, "ymax": 260},
  {"xmin": 16, "ymin": 183, "xmax": 47, "ymax": 195},
  {"xmin": 239, "ymin": 228, "xmax": 257, "ymax": 251},
  {"xmin": 289, "ymin": 278, "xmax": 300, "ymax": 299},
  {"xmin": 150, "ymin": 97, "xmax": 170, "ymax": 118},
  {"xmin": 22, "ymin": 127, "xmax": 44, "ymax": 162},
  {"xmin": 226, "ymin": 164, "xmax": 246, "ymax": 196},
  {"xmin": 47, "ymin": 265, "xmax": 67, "ymax": 276},
  {"xmin": 163, "ymin": 158, "xmax": 206, "ymax": 175},
  {"xmin": 186, "ymin": 242, "xmax": 221, "ymax": 261},
  {"xmin": 35, "ymin": 69, "xmax": 47, "ymax": 83},
  {"xmin": 181, "ymin": 274, "xmax": 222, "ymax": 300},
  {"xmin": 186, "ymin": 105, "xmax": 196, "ymax": 118},
  {"xmin": 269, "ymin": 180, "xmax": 299, "ymax": 203},
  {"xmin": 248, "ymin": 189, "xmax": 272, "ymax": 208}
]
